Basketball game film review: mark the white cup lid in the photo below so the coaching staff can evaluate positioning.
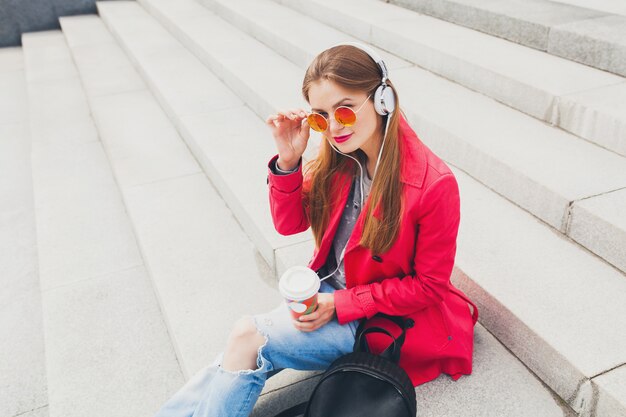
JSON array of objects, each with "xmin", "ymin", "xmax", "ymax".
[{"xmin": 279, "ymin": 266, "xmax": 320, "ymax": 301}]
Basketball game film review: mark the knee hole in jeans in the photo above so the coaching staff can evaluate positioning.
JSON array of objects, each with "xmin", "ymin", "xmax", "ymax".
[{"xmin": 222, "ymin": 316, "xmax": 267, "ymax": 372}]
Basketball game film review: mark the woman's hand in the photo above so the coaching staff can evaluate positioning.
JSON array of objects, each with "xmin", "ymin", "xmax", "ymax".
[
  {"xmin": 265, "ymin": 108, "xmax": 310, "ymax": 171},
  {"xmin": 293, "ymin": 293, "xmax": 336, "ymax": 332}
]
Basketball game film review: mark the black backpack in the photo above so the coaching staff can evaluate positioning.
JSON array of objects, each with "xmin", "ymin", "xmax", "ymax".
[{"xmin": 274, "ymin": 313, "xmax": 417, "ymax": 417}]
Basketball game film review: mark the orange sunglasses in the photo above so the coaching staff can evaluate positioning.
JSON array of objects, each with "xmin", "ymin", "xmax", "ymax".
[{"xmin": 306, "ymin": 94, "xmax": 372, "ymax": 133}]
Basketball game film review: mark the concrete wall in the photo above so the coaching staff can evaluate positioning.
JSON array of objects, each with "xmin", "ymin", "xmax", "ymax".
[{"xmin": 0, "ymin": 0, "xmax": 109, "ymax": 47}]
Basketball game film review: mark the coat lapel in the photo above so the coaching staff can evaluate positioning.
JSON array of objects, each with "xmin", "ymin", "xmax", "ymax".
[{"xmin": 344, "ymin": 114, "xmax": 427, "ymax": 256}]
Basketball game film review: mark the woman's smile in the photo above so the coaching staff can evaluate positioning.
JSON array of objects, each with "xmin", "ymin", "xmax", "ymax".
[{"xmin": 333, "ymin": 133, "xmax": 353, "ymax": 143}]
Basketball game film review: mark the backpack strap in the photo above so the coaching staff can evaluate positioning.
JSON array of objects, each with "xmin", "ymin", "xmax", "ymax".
[
  {"xmin": 273, "ymin": 401, "xmax": 307, "ymax": 417},
  {"xmin": 354, "ymin": 313, "xmax": 408, "ymax": 363}
]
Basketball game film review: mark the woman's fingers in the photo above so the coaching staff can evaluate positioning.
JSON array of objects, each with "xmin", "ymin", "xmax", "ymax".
[
  {"xmin": 266, "ymin": 114, "xmax": 288, "ymax": 129},
  {"xmin": 274, "ymin": 110, "xmax": 292, "ymax": 120},
  {"xmin": 278, "ymin": 109, "xmax": 308, "ymax": 120},
  {"xmin": 266, "ymin": 111, "xmax": 309, "ymax": 133},
  {"xmin": 293, "ymin": 320, "xmax": 317, "ymax": 332},
  {"xmin": 298, "ymin": 311, "xmax": 319, "ymax": 321},
  {"xmin": 285, "ymin": 109, "xmax": 304, "ymax": 120},
  {"xmin": 291, "ymin": 109, "xmax": 306, "ymax": 120},
  {"xmin": 266, "ymin": 108, "xmax": 308, "ymax": 124},
  {"xmin": 293, "ymin": 310, "xmax": 333, "ymax": 332},
  {"xmin": 294, "ymin": 318, "xmax": 328, "ymax": 332},
  {"xmin": 266, "ymin": 113, "xmax": 288, "ymax": 126}
]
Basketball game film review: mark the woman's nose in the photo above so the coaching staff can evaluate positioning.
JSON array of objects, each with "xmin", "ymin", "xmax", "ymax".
[{"xmin": 328, "ymin": 117, "xmax": 345, "ymax": 134}]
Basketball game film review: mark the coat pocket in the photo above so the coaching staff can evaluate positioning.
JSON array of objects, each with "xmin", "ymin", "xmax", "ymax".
[{"xmin": 412, "ymin": 303, "xmax": 452, "ymax": 354}]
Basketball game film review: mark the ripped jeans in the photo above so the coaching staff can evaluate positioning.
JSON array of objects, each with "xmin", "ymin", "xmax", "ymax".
[{"xmin": 153, "ymin": 281, "xmax": 360, "ymax": 417}]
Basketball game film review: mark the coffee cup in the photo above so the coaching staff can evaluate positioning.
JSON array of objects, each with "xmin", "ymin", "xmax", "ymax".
[{"xmin": 279, "ymin": 266, "xmax": 320, "ymax": 320}]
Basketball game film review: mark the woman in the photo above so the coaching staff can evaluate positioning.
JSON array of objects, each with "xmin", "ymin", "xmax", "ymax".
[{"xmin": 154, "ymin": 42, "xmax": 478, "ymax": 417}]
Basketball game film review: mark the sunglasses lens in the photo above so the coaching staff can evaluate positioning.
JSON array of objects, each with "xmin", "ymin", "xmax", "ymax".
[
  {"xmin": 307, "ymin": 113, "xmax": 328, "ymax": 132},
  {"xmin": 335, "ymin": 107, "xmax": 357, "ymax": 127}
]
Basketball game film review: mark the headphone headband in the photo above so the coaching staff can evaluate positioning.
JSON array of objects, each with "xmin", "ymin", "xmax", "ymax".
[
  {"xmin": 328, "ymin": 42, "xmax": 395, "ymax": 116},
  {"xmin": 330, "ymin": 41, "xmax": 389, "ymax": 82}
]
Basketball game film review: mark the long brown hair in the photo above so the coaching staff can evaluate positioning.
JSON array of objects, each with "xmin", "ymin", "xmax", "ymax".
[{"xmin": 302, "ymin": 45, "xmax": 403, "ymax": 255}]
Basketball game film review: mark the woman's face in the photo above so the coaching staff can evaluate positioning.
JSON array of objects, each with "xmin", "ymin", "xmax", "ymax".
[{"xmin": 308, "ymin": 79, "xmax": 383, "ymax": 158}]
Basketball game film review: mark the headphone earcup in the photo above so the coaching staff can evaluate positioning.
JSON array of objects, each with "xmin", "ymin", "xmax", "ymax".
[{"xmin": 373, "ymin": 83, "xmax": 396, "ymax": 115}]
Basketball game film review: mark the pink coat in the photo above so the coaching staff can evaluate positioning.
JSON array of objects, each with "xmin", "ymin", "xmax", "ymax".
[{"xmin": 267, "ymin": 114, "xmax": 478, "ymax": 386}]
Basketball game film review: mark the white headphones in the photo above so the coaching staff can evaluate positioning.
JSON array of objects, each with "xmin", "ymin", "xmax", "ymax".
[
  {"xmin": 318, "ymin": 42, "xmax": 396, "ymax": 284},
  {"xmin": 333, "ymin": 42, "xmax": 396, "ymax": 116}
]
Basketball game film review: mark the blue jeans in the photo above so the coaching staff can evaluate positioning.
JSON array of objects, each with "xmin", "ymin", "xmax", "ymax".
[{"xmin": 154, "ymin": 281, "xmax": 360, "ymax": 417}]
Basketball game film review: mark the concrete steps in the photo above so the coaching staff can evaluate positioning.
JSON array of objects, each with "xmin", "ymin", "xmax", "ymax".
[
  {"xmin": 57, "ymin": 13, "xmax": 316, "ymax": 405},
  {"xmin": 93, "ymin": 1, "xmax": 626, "ymax": 416},
  {"xmin": 56, "ymin": 12, "xmax": 569, "ymax": 416},
  {"xmin": 275, "ymin": 0, "xmax": 626, "ymax": 160},
  {"xmin": 70, "ymin": 3, "xmax": 578, "ymax": 415},
  {"xmin": 0, "ymin": 47, "xmax": 49, "ymax": 417},
  {"xmin": 21, "ymin": 30, "xmax": 183, "ymax": 417},
  {"xmin": 96, "ymin": 0, "xmax": 314, "ymax": 273},
  {"xmin": 7, "ymin": 0, "xmax": 625, "ymax": 415},
  {"xmin": 382, "ymin": 0, "xmax": 626, "ymax": 79}
]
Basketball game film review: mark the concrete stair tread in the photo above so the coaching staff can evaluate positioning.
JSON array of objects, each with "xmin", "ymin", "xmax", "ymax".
[
  {"xmin": 22, "ymin": 30, "xmax": 184, "ymax": 417},
  {"xmin": 594, "ymin": 365, "xmax": 626, "ymax": 416},
  {"xmin": 140, "ymin": 0, "xmax": 626, "ymax": 275},
  {"xmin": 0, "ymin": 47, "xmax": 49, "ymax": 417},
  {"xmin": 405, "ymin": 0, "xmax": 609, "ymax": 28},
  {"xmin": 569, "ymin": 187, "xmax": 626, "ymax": 274},
  {"xmin": 549, "ymin": 14, "xmax": 626, "ymax": 78},
  {"xmin": 556, "ymin": 81, "xmax": 626, "ymax": 159},
  {"xmin": 22, "ymin": 31, "xmax": 80, "ymax": 84},
  {"xmin": 0, "ymin": 47, "xmax": 24, "ymax": 72},
  {"xmin": 0, "ymin": 49, "xmax": 28, "ymax": 126},
  {"xmin": 553, "ymin": 0, "xmax": 626, "ymax": 16},
  {"xmin": 64, "ymin": 40, "xmax": 146, "ymax": 97},
  {"xmin": 273, "ymin": 0, "xmax": 626, "ymax": 158},
  {"xmin": 63, "ymin": 11, "xmax": 576, "ymax": 417},
  {"xmin": 552, "ymin": 13, "xmax": 626, "ymax": 43}
]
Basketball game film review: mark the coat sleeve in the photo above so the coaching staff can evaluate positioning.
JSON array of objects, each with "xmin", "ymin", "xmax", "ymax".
[
  {"xmin": 333, "ymin": 173, "xmax": 461, "ymax": 324},
  {"xmin": 267, "ymin": 154, "xmax": 311, "ymax": 235}
]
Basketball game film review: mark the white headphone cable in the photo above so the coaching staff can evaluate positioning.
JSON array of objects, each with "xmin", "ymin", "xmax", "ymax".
[
  {"xmin": 318, "ymin": 113, "xmax": 391, "ymax": 284},
  {"xmin": 326, "ymin": 141, "xmax": 365, "ymax": 208},
  {"xmin": 319, "ymin": 245, "xmax": 347, "ymax": 282}
]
